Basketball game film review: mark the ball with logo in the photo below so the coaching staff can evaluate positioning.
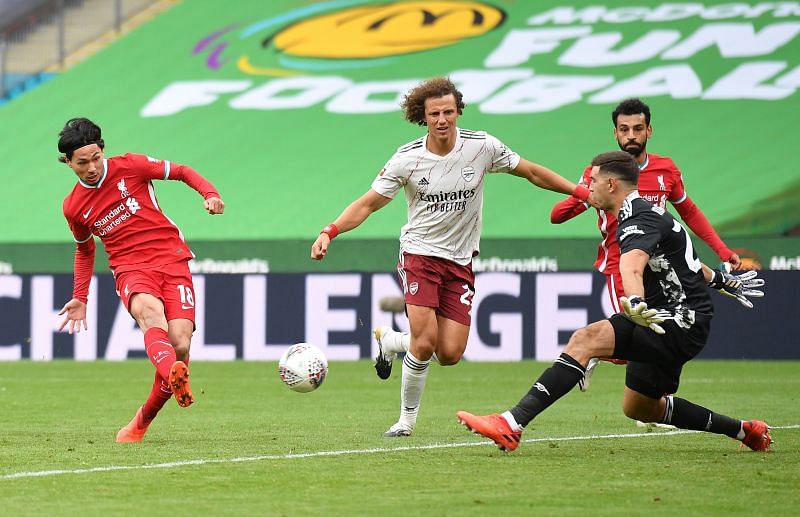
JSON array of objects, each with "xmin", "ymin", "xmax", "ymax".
[{"xmin": 278, "ymin": 343, "xmax": 328, "ymax": 393}]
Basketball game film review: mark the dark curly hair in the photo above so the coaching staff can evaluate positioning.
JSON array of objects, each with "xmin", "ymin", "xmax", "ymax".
[
  {"xmin": 611, "ymin": 98, "xmax": 651, "ymax": 126},
  {"xmin": 401, "ymin": 77, "xmax": 465, "ymax": 126},
  {"xmin": 58, "ymin": 117, "xmax": 105, "ymax": 163}
]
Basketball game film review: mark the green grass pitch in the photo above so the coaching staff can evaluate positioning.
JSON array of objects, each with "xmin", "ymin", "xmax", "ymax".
[{"xmin": 1, "ymin": 360, "xmax": 798, "ymax": 515}]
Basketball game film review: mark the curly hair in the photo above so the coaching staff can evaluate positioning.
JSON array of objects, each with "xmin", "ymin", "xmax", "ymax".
[
  {"xmin": 401, "ymin": 77, "xmax": 465, "ymax": 126},
  {"xmin": 611, "ymin": 98, "xmax": 651, "ymax": 126}
]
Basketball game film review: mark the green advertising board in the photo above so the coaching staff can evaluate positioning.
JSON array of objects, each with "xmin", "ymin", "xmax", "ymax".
[{"xmin": 1, "ymin": 0, "xmax": 798, "ymax": 272}]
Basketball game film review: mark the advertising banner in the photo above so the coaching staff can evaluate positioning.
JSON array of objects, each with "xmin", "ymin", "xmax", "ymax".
[{"xmin": 1, "ymin": 271, "xmax": 794, "ymax": 361}]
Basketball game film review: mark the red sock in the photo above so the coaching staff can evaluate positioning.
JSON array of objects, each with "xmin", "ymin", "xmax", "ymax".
[
  {"xmin": 141, "ymin": 372, "xmax": 173, "ymax": 424},
  {"xmin": 144, "ymin": 327, "xmax": 176, "ymax": 381}
]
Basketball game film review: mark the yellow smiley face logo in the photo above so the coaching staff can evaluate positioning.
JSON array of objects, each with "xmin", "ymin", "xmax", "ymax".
[{"xmin": 272, "ymin": 1, "xmax": 505, "ymax": 59}]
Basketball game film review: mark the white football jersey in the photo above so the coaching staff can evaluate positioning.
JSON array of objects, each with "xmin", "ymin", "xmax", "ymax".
[{"xmin": 371, "ymin": 128, "xmax": 520, "ymax": 265}]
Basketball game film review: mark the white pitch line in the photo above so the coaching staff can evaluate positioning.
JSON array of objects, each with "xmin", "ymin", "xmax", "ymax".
[{"xmin": 3, "ymin": 424, "xmax": 798, "ymax": 481}]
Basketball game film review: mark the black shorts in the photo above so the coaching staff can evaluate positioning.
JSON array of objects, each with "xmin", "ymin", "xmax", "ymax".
[{"xmin": 608, "ymin": 312, "xmax": 711, "ymax": 399}]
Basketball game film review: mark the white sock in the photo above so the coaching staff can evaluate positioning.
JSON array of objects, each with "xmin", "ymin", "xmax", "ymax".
[
  {"xmin": 501, "ymin": 411, "xmax": 524, "ymax": 432},
  {"xmin": 382, "ymin": 328, "xmax": 410, "ymax": 355},
  {"xmin": 736, "ymin": 421, "xmax": 745, "ymax": 440},
  {"xmin": 399, "ymin": 351, "xmax": 429, "ymax": 429}
]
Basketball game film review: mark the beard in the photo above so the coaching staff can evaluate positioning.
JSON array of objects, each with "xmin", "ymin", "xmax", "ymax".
[{"xmin": 619, "ymin": 140, "xmax": 646, "ymax": 157}]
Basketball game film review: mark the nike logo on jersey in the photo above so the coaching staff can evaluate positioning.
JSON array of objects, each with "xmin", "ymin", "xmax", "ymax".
[{"xmin": 83, "ymin": 207, "xmax": 93, "ymax": 219}]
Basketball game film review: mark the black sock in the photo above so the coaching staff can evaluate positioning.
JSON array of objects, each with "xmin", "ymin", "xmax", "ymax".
[
  {"xmin": 662, "ymin": 396, "xmax": 742, "ymax": 438},
  {"xmin": 510, "ymin": 353, "xmax": 585, "ymax": 427}
]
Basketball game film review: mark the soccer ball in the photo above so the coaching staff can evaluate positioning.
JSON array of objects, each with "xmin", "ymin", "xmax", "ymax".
[{"xmin": 278, "ymin": 343, "xmax": 328, "ymax": 393}]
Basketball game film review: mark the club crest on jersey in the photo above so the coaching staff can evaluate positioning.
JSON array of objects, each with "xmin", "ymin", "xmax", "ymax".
[
  {"xmin": 657, "ymin": 175, "xmax": 666, "ymax": 191},
  {"xmin": 409, "ymin": 282, "xmax": 419, "ymax": 295},
  {"xmin": 117, "ymin": 179, "xmax": 130, "ymax": 198},
  {"xmin": 461, "ymin": 166, "xmax": 475, "ymax": 182}
]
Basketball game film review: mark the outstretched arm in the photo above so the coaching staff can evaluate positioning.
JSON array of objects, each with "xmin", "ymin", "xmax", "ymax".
[
  {"xmin": 311, "ymin": 189, "xmax": 392, "ymax": 260},
  {"xmin": 169, "ymin": 163, "xmax": 225, "ymax": 214},
  {"xmin": 673, "ymin": 196, "xmax": 739, "ymax": 268},
  {"xmin": 511, "ymin": 159, "xmax": 593, "ymax": 205}
]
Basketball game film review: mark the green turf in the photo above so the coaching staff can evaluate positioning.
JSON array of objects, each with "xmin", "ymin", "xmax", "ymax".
[{"xmin": 0, "ymin": 360, "xmax": 797, "ymax": 515}]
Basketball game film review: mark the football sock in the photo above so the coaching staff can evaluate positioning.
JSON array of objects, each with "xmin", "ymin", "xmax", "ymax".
[
  {"xmin": 510, "ymin": 353, "xmax": 585, "ymax": 427},
  {"xmin": 141, "ymin": 372, "xmax": 173, "ymax": 424},
  {"xmin": 382, "ymin": 328, "xmax": 410, "ymax": 355},
  {"xmin": 399, "ymin": 351, "xmax": 430, "ymax": 429},
  {"xmin": 501, "ymin": 411, "xmax": 524, "ymax": 432},
  {"xmin": 144, "ymin": 327, "xmax": 176, "ymax": 381},
  {"xmin": 661, "ymin": 395, "xmax": 742, "ymax": 438}
]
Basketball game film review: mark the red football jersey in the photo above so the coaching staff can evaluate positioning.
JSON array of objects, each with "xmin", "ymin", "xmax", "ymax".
[
  {"xmin": 556, "ymin": 153, "xmax": 686, "ymax": 274},
  {"xmin": 62, "ymin": 153, "xmax": 218, "ymax": 274}
]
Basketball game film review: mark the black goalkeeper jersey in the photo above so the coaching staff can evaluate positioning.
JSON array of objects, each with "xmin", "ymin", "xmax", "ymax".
[{"xmin": 617, "ymin": 193, "xmax": 713, "ymax": 327}]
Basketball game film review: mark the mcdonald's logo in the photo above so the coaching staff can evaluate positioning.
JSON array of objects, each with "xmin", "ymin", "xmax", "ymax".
[{"xmin": 270, "ymin": 1, "xmax": 506, "ymax": 59}]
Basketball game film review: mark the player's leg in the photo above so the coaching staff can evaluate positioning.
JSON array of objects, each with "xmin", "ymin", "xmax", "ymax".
[
  {"xmin": 621, "ymin": 315, "xmax": 771, "ymax": 451},
  {"xmin": 130, "ymin": 292, "xmax": 195, "ymax": 407},
  {"xmin": 581, "ymin": 273, "xmax": 627, "ymax": 392},
  {"xmin": 161, "ymin": 262, "xmax": 197, "ymax": 408},
  {"xmin": 374, "ymin": 255, "xmax": 416, "ymax": 379},
  {"xmin": 116, "ymin": 372, "xmax": 172, "ymax": 443},
  {"xmin": 459, "ymin": 319, "xmax": 616, "ymax": 451},
  {"xmin": 624, "ymin": 376, "xmax": 772, "ymax": 451},
  {"xmin": 384, "ymin": 303, "xmax": 438, "ymax": 437},
  {"xmin": 127, "ymin": 292, "xmax": 175, "ymax": 385},
  {"xmin": 433, "ymin": 260, "xmax": 473, "ymax": 365},
  {"xmin": 166, "ymin": 318, "xmax": 195, "ymax": 408},
  {"xmin": 373, "ymin": 325, "xmax": 410, "ymax": 379}
]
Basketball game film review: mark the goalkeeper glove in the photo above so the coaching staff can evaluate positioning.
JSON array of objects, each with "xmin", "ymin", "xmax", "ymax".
[
  {"xmin": 620, "ymin": 296, "xmax": 666, "ymax": 335},
  {"xmin": 707, "ymin": 265, "xmax": 765, "ymax": 309}
]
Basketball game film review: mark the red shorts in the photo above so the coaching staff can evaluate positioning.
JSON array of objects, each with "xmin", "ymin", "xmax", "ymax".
[
  {"xmin": 114, "ymin": 260, "xmax": 196, "ymax": 323},
  {"xmin": 397, "ymin": 252, "xmax": 475, "ymax": 326}
]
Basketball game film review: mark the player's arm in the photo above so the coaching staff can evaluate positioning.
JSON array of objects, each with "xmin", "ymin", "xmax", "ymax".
[
  {"xmin": 671, "ymin": 196, "xmax": 739, "ymax": 268},
  {"xmin": 311, "ymin": 189, "xmax": 392, "ymax": 260},
  {"xmin": 132, "ymin": 154, "xmax": 224, "ymax": 214},
  {"xmin": 551, "ymin": 168, "xmax": 592, "ymax": 223},
  {"xmin": 169, "ymin": 162, "xmax": 225, "ymax": 215},
  {"xmin": 619, "ymin": 248, "xmax": 666, "ymax": 334},
  {"xmin": 551, "ymin": 195, "xmax": 589, "ymax": 223},
  {"xmin": 59, "ymin": 235, "xmax": 95, "ymax": 334},
  {"xmin": 511, "ymin": 159, "xmax": 592, "ymax": 204},
  {"xmin": 619, "ymin": 249, "xmax": 648, "ymax": 299}
]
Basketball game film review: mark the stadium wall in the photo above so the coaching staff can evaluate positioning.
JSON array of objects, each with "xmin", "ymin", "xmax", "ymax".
[{"xmin": 0, "ymin": 271, "xmax": 795, "ymax": 361}]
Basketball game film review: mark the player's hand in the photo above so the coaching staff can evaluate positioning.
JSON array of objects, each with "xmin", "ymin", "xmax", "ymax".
[
  {"xmin": 620, "ymin": 296, "xmax": 665, "ymax": 334},
  {"xmin": 311, "ymin": 233, "xmax": 331, "ymax": 260},
  {"xmin": 205, "ymin": 196, "xmax": 225, "ymax": 215},
  {"xmin": 708, "ymin": 265, "xmax": 765, "ymax": 309},
  {"xmin": 586, "ymin": 191, "xmax": 602, "ymax": 209},
  {"xmin": 726, "ymin": 253, "xmax": 742, "ymax": 270},
  {"xmin": 58, "ymin": 298, "xmax": 88, "ymax": 334}
]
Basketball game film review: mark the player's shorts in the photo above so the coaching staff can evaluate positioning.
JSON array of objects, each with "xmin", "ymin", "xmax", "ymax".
[
  {"xmin": 114, "ymin": 260, "xmax": 196, "ymax": 324},
  {"xmin": 609, "ymin": 312, "xmax": 711, "ymax": 399},
  {"xmin": 397, "ymin": 252, "xmax": 475, "ymax": 326}
]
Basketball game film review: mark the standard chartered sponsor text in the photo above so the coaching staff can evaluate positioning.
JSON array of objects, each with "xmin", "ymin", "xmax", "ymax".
[{"xmin": 94, "ymin": 203, "xmax": 131, "ymax": 236}]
